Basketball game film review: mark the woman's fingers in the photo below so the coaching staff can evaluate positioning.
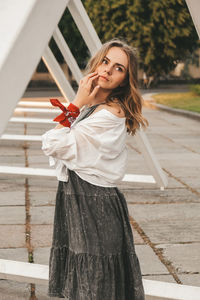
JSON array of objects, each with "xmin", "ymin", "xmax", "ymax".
[
  {"xmin": 76, "ymin": 72, "xmax": 100, "ymax": 105},
  {"xmin": 84, "ymin": 72, "xmax": 98, "ymax": 83},
  {"xmin": 87, "ymin": 74, "xmax": 99, "ymax": 88},
  {"xmin": 80, "ymin": 74, "xmax": 99, "ymax": 94},
  {"xmin": 90, "ymin": 84, "xmax": 100, "ymax": 98}
]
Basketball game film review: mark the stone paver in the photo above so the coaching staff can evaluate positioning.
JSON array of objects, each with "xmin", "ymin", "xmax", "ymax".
[
  {"xmin": 0, "ymin": 191, "xmax": 25, "ymax": 205},
  {"xmin": 0, "ymin": 248, "xmax": 28, "ymax": 262},
  {"xmin": 0, "ymin": 280, "xmax": 30, "ymax": 300},
  {"xmin": 0, "ymin": 207, "xmax": 25, "ymax": 225},
  {"xmin": 128, "ymin": 203, "xmax": 200, "ymax": 244},
  {"xmin": 30, "ymin": 206, "xmax": 55, "ymax": 225},
  {"xmin": 156, "ymin": 243, "xmax": 200, "ymax": 273},
  {"xmin": 0, "ymin": 146, "xmax": 24, "ymax": 156},
  {"xmin": 31, "ymin": 225, "xmax": 53, "ymax": 247},
  {"xmin": 0, "ymin": 90, "xmax": 200, "ymax": 298},
  {"xmin": 132, "ymin": 227, "xmax": 145, "ymax": 245},
  {"xmin": 0, "ymin": 225, "xmax": 25, "ymax": 248},
  {"xmin": 178, "ymin": 274, "xmax": 200, "ymax": 287},
  {"xmin": 28, "ymin": 178, "xmax": 58, "ymax": 190},
  {"xmin": 29, "ymin": 190, "xmax": 57, "ymax": 206},
  {"xmin": 135, "ymin": 245, "xmax": 169, "ymax": 275},
  {"xmin": 124, "ymin": 188, "xmax": 199, "ymax": 204},
  {"xmin": 142, "ymin": 274, "xmax": 176, "ymax": 284},
  {"xmin": 0, "ymin": 156, "xmax": 24, "ymax": 166},
  {"xmin": 34, "ymin": 285, "xmax": 60, "ymax": 300},
  {"xmin": 34, "ymin": 247, "xmax": 51, "ymax": 265}
]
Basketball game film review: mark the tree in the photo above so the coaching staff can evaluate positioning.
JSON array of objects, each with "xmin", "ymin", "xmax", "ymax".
[{"xmin": 83, "ymin": 0, "xmax": 199, "ymax": 79}]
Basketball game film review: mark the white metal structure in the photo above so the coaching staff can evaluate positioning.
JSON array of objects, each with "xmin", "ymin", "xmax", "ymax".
[
  {"xmin": 0, "ymin": 0, "xmax": 199, "ymax": 298},
  {"xmin": 0, "ymin": 0, "xmax": 70, "ymax": 134},
  {"xmin": 0, "ymin": 0, "xmax": 167, "ymax": 189}
]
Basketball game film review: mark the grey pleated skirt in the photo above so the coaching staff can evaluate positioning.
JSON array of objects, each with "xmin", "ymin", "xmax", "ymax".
[{"xmin": 48, "ymin": 169, "xmax": 145, "ymax": 300}]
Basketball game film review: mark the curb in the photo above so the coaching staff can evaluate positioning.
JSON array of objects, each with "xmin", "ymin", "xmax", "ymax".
[{"xmin": 143, "ymin": 93, "xmax": 200, "ymax": 122}]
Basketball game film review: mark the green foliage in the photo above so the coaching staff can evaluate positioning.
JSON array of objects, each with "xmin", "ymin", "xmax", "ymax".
[
  {"xmin": 83, "ymin": 0, "xmax": 199, "ymax": 77},
  {"xmin": 189, "ymin": 84, "xmax": 200, "ymax": 95},
  {"xmin": 38, "ymin": 0, "xmax": 199, "ymax": 78}
]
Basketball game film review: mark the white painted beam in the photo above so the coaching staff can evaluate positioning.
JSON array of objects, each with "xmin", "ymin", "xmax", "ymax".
[
  {"xmin": 0, "ymin": 165, "xmax": 156, "ymax": 184},
  {"xmin": 42, "ymin": 46, "xmax": 75, "ymax": 101},
  {"xmin": 134, "ymin": 128, "xmax": 168, "ymax": 188},
  {"xmin": 0, "ymin": 134, "xmax": 42, "ymax": 141},
  {"xmin": 0, "ymin": 0, "xmax": 69, "ymax": 136},
  {"xmin": 185, "ymin": 0, "xmax": 200, "ymax": 39},
  {"xmin": 123, "ymin": 174, "xmax": 155, "ymax": 183},
  {"xmin": 68, "ymin": 0, "xmax": 102, "ymax": 56},
  {"xmin": 10, "ymin": 117, "xmax": 53, "ymax": 124},
  {"xmin": 0, "ymin": 166, "xmax": 55, "ymax": 177},
  {"xmin": 15, "ymin": 107, "xmax": 60, "ymax": 113},
  {"xmin": 0, "ymin": 259, "xmax": 48, "ymax": 285},
  {"xmin": 18, "ymin": 101, "xmax": 61, "ymax": 108},
  {"xmin": 53, "ymin": 26, "xmax": 83, "ymax": 84},
  {"xmin": 143, "ymin": 279, "xmax": 200, "ymax": 300}
]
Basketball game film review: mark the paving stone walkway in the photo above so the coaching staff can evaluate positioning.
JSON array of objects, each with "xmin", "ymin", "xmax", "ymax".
[{"xmin": 0, "ymin": 90, "xmax": 200, "ymax": 299}]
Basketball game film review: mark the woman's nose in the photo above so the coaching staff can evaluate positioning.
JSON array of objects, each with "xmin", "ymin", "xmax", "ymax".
[{"xmin": 104, "ymin": 65, "xmax": 112, "ymax": 74}]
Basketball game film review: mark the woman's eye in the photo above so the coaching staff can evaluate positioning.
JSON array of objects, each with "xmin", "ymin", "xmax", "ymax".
[
  {"xmin": 102, "ymin": 59, "xmax": 108, "ymax": 64},
  {"xmin": 116, "ymin": 66, "xmax": 123, "ymax": 72}
]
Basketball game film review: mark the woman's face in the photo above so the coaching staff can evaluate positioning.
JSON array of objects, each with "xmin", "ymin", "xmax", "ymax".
[{"xmin": 94, "ymin": 46, "xmax": 128, "ymax": 91}]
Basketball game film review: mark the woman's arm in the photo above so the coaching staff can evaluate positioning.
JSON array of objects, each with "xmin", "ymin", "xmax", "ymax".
[
  {"xmin": 41, "ymin": 111, "xmax": 125, "ymax": 165},
  {"xmin": 52, "ymin": 71, "xmax": 100, "ymax": 130}
]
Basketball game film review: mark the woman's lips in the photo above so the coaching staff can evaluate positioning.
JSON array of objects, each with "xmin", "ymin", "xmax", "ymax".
[{"xmin": 99, "ymin": 75, "xmax": 109, "ymax": 81}]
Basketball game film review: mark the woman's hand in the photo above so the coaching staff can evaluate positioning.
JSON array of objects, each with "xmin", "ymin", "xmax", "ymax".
[{"xmin": 72, "ymin": 72, "xmax": 100, "ymax": 109}]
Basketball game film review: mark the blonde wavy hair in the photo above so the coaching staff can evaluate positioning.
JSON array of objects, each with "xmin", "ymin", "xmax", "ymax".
[{"xmin": 85, "ymin": 38, "xmax": 149, "ymax": 135}]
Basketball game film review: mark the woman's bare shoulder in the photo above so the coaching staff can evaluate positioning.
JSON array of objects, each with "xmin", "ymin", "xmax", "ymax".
[{"xmin": 95, "ymin": 101, "xmax": 125, "ymax": 118}]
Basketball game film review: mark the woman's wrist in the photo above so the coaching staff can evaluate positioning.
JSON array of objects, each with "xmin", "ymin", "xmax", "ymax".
[{"xmin": 72, "ymin": 98, "xmax": 84, "ymax": 109}]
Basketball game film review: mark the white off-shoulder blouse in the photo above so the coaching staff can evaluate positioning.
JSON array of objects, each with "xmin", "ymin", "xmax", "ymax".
[{"xmin": 41, "ymin": 108, "xmax": 128, "ymax": 187}]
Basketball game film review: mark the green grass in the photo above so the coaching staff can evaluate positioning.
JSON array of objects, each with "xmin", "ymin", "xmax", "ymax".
[
  {"xmin": 152, "ymin": 92, "xmax": 200, "ymax": 113},
  {"xmin": 189, "ymin": 84, "xmax": 200, "ymax": 95}
]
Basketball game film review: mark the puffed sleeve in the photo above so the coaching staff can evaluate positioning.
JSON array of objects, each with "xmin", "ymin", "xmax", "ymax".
[
  {"xmin": 41, "ymin": 110, "xmax": 126, "ymax": 169},
  {"xmin": 42, "ymin": 126, "xmax": 76, "ymax": 162}
]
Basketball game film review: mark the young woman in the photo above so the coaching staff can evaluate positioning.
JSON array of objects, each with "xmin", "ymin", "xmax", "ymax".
[{"xmin": 42, "ymin": 38, "xmax": 148, "ymax": 300}]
